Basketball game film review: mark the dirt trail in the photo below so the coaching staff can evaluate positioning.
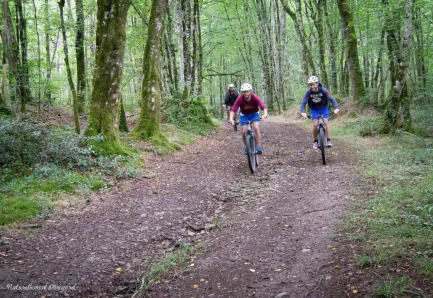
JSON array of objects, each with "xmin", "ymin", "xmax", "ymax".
[{"xmin": 0, "ymin": 119, "xmax": 358, "ymax": 297}]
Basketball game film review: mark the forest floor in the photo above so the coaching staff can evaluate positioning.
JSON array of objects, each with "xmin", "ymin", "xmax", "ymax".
[{"xmin": 0, "ymin": 116, "xmax": 383, "ymax": 297}]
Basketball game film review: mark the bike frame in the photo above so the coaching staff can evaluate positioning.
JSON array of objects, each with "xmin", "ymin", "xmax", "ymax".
[
  {"xmin": 244, "ymin": 120, "xmax": 259, "ymax": 173},
  {"xmin": 308, "ymin": 113, "xmax": 331, "ymax": 165}
]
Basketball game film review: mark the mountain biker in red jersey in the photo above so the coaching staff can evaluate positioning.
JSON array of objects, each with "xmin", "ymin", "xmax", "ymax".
[
  {"xmin": 229, "ymin": 83, "xmax": 268, "ymax": 155},
  {"xmin": 300, "ymin": 76, "xmax": 340, "ymax": 149}
]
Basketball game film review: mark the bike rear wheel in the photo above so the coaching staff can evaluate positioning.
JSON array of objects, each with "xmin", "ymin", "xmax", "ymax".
[
  {"xmin": 318, "ymin": 127, "xmax": 326, "ymax": 165},
  {"xmin": 246, "ymin": 133, "xmax": 257, "ymax": 173}
]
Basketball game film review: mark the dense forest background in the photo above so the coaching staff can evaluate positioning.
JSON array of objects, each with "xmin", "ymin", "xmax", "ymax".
[
  {"xmin": 2, "ymin": 0, "xmax": 432, "ymax": 134},
  {"xmin": 1, "ymin": 0, "xmax": 433, "ymax": 295}
]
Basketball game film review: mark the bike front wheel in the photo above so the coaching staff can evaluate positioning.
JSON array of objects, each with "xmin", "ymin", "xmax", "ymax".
[
  {"xmin": 318, "ymin": 127, "xmax": 326, "ymax": 165},
  {"xmin": 246, "ymin": 133, "xmax": 257, "ymax": 173}
]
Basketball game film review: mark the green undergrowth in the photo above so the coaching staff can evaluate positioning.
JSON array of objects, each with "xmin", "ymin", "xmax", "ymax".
[
  {"xmin": 162, "ymin": 93, "xmax": 218, "ymax": 136},
  {"xmin": 331, "ymin": 110, "xmax": 433, "ymax": 295},
  {"xmin": 133, "ymin": 242, "xmax": 202, "ymax": 298},
  {"xmin": 0, "ymin": 119, "xmax": 143, "ymax": 226}
]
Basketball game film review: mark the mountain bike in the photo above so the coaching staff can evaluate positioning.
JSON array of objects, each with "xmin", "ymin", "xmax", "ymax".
[
  {"xmin": 308, "ymin": 114, "xmax": 332, "ymax": 165},
  {"xmin": 233, "ymin": 118, "xmax": 261, "ymax": 173}
]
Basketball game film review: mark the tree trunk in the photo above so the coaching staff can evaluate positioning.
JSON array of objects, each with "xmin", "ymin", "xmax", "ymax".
[
  {"xmin": 413, "ymin": 0, "xmax": 426, "ymax": 97},
  {"xmin": 280, "ymin": 0, "xmax": 316, "ymax": 79},
  {"xmin": 383, "ymin": 0, "xmax": 413, "ymax": 133},
  {"xmin": 133, "ymin": 0, "xmax": 168, "ymax": 140},
  {"xmin": 1, "ymin": 26, "xmax": 7, "ymax": 105},
  {"xmin": 313, "ymin": 0, "xmax": 329, "ymax": 87},
  {"xmin": 44, "ymin": 0, "xmax": 52, "ymax": 103},
  {"xmin": 85, "ymin": 0, "xmax": 131, "ymax": 154},
  {"xmin": 31, "ymin": 0, "xmax": 42, "ymax": 113},
  {"xmin": 324, "ymin": 0, "xmax": 337, "ymax": 92},
  {"xmin": 195, "ymin": 0, "xmax": 203, "ymax": 95},
  {"xmin": 181, "ymin": 0, "xmax": 191, "ymax": 96},
  {"xmin": 59, "ymin": 0, "xmax": 80, "ymax": 134},
  {"xmin": 119, "ymin": 95, "xmax": 128, "ymax": 132},
  {"xmin": 16, "ymin": 0, "xmax": 33, "ymax": 105},
  {"xmin": 337, "ymin": 0, "xmax": 366, "ymax": 102},
  {"xmin": 75, "ymin": 0, "xmax": 86, "ymax": 113},
  {"xmin": 166, "ymin": 1, "xmax": 178, "ymax": 91},
  {"xmin": 3, "ymin": 0, "xmax": 19, "ymax": 112}
]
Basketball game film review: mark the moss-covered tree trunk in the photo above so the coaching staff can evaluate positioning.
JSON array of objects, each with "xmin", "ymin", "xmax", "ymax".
[
  {"xmin": 119, "ymin": 95, "xmax": 128, "ymax": 132},
  {"xmin": 133, "ymin": 0, "xmax": 167, "ymax": 140},
  {"xmin": 16, "ymin": 0, "xmax": 33, "ymax": 105},
  {"xmin": 383, "ymin": 0, "xmax": 413, "ymax": 133},
  {"xmin": 75, "ymin": 0, "xmax": 86, "ymax": 114},
  {"xmin": 3, "ymin": 0, "xmax": 19, "ymax": 112},
  {"xmin": 85, "ymin": 0, "xmax": 131, "ymax": 154},
  {"xmin": 59, "ymin": 0, "xmax": 80, "ymax": 134},
  {"xmin": 337, "ymin": 0, "xmax": 366, "ymax": 102}
]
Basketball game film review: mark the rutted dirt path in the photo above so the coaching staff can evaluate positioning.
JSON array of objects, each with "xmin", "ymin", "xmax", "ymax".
[{"xmin": 0, "ymin": 119, "xmax": 359, "ymax": 297}]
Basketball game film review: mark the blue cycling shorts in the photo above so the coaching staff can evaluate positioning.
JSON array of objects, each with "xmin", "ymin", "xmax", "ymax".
[
  {"xmin": 240, "ymin": 112, "xmax": 260, "ymax": 126},
  {"xmin": 310, "ymin": 106, "xmax": 329, "ymax": 120}
]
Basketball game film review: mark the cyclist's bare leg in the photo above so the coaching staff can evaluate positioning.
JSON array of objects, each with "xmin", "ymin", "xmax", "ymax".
[
  {"xmin": 312, "ymin": 120, "xmax": 319, "ymax": 140},
  {"xmin": 241, "ymin": 125, "xmax": 248, "ymax": 145},
  {"xmin": 252, "ymin": 122, "xmax": 261, "ymax": 146},
  {"xmin": 324, "ymin": 118, "xmax": 331, "ymax": 139}
]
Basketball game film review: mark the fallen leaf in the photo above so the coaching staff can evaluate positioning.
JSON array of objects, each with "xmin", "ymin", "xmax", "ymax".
[
  {"xmin": 334, "ymin": 265, "xmax": 340, "ymax": 269},
  {"xmin": 328, "ymin": 245, "xmax": 333, "ymax": 249},
  {"xmin": 193, "ymin": 284, "xmax": 199, "ymax": 288},
  {"xmin": 115, "ymin": 267, "xmax": 122, "ymax": 274}
]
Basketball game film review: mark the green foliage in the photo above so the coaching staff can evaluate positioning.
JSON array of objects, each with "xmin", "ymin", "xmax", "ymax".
[
  {"xmin": 0, "ymin": 119, "xmax": 143, "ymax": 225},
  {"xmin": 0, "ymin": 105, "xmax": 13, "ymax": 116},
  {"xmin": 162, "ymin": 93, "xmax": 217, "ymax": 136},
  {"xmin": 340, "ymin": 116, "xmax": 383, "ymax": 137},
  {"xmin": 373, "ymin": 276, "xmax": 415, "ymax": 298},
  {"xmin": 357, "ymin": 255, "xmax": 373, "ymax": 268},
  {"xmin": 332, "ymin": 112, "xmax": 433, "ymax": 290},
  {"xmin": 0, "ymin": 164, "xmax": 111, "ymax": 225}
]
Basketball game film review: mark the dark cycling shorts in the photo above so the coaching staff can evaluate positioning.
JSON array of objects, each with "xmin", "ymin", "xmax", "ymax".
[{"xmin": 240, "ymin": 112, "xmax": 260, "ymax": 126}]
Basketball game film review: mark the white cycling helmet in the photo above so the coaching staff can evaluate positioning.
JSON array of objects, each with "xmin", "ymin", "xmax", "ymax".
[
  {"xmin": 240, "ymin": 83, "xmax": 253, "ymax": 91},
  {"xmin": 307, "ymin": 76, "xmax": 319, "ymax": 84},
  {"xmin": 228, "ymin": 83, "xmax": 235, "ymax": 88}
]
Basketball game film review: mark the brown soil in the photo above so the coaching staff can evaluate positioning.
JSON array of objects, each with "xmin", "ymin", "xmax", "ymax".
[{"xmin": 0, "ymin": 118, "xmax": 377, "ymax": 297}]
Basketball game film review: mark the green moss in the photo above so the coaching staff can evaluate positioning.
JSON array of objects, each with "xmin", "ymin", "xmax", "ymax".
[
  {"xmin": 88, "ymin": 138, "xmax": 130, "ymax": 156},
  {"xmin": 150, "ymin": 133, "xmax": 176, "ymax": 155},
  {"xmin": 0, "ymin": 196, "xmax": 42, "ymax": 225}
]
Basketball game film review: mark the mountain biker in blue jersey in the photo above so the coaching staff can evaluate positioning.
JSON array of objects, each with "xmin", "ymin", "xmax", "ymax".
[
  {"xmin": 300, "ymin": 76, "xmax": 340, "ymax": 149},
  {"xmin": 229, "ymin": 83, "xmax": 267, "ymax": 155}
]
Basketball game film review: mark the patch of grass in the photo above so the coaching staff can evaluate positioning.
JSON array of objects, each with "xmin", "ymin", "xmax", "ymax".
[
  {"xmin": 0, "ymin": 165, "xmax": 112, "ymax": 226},
  {"xmin": 414, "ymin": 251, "xmax": 433, "ymax": 277},
  {"xmin": 160, "ymin": 123, "xmax": 196, "ymax": 146},
  {"xmin": 331, "ymin": 111, "xmax": 433, "ymax": 292},
  {"xmin": 0, "ymin": 196, "xmax": 42, "ymax": 225},
  {"xmin": 357, "ymin": 255, "xmax": 373, "ymax": 268},
  {"xmin": 373, "ymin": 276, "xmax": 418, "ymax": 298},
  {"xmin": 133, "ymin": 242, "xmax": 202, "ymax": 297}
]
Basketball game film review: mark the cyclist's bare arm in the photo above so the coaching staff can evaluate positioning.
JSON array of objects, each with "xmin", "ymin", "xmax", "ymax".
[{"xmin": 229, "ymin": 111, "xmax": 235, "ymax": 125}]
